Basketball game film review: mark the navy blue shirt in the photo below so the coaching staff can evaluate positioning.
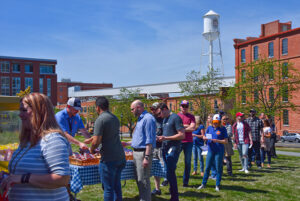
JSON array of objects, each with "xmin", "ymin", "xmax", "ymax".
[
  {"xmin": 131, "ymin": 111, "xmax": 156, "ymax": 149},
  {"xmin": 193, "ymin": 125, "xmax": 205, "ymax": 146},
  {"xmin": 205, "ymin": 126, "xmax": 228, "ymax": 153},
  {"xmin": 162, "ymin": 113, "xmax": 184, "ymax": 147}
]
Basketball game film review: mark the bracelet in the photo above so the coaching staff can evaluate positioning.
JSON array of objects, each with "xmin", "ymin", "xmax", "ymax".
[{"xmin": 21, "ymin": 173, "xmax": 31, "ymax": 184}]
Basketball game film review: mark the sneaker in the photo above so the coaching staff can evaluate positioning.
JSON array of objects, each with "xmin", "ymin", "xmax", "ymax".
[
  {"xmin": 215, "ymin": 186, "xmax": 220, "ymax": 192},
  {"xmin": 183, "ymin": 184, "xmax": 189, "ymax": 188},
  {"xmin": 209, "ymin": 176, "xmax": 216, "ymax": 180},
  {"xmin": 245, "ymin": 169, "xmax": 249, "ymax": 174},
  {"xmin": 160, "ymin": 180, "xmax": 168, "ymax": 187},
  {"xmin": 192, "ymin": 171, "xmax": 198, "ymax": 175},
  {"xmin": 197, "ymin": 184, "xmax": 206, "ymax": 190},
  {"xmin": 239, "ymin": 168, "xmax": 245, "ymax": 172},
  {"xmin": 258, "ymin": 166, "xmax": 262, "ymax": 169},
  {"xmin": 151, "ymin": 189, "xmax": 161, "ymax": 195}
]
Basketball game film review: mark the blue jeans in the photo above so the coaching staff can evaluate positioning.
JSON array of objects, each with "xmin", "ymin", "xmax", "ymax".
[
  {"xmin": 237, "ymin": 143, "xmax": 249, "ymax": 170},
  {"xmin": 192, "ymin": 144, "xmax": 204, "ymax": 172},
  {"xmin": 99, "ymin": 160, "xmax": 126, "ymax": 201},
  {"xmin": 248, "ymin": 141, "xmax": 261, "ymax": 167},
  {"xmin": 162, "ymin": 145, "xmax": 181, "ymax": 201},
  {"xmin": 180, "ymin": 142, "xmax": 193, "ymax": 185},
  {"xmin": 260, "ymin": 148, "xmax": 271, "ymax": 165},
  {"xmin": 202, "ymin": 149, "xmax": 224, "ymax": 187},
  {"xmin": 211, "ymin": 161, "xmax": 217, "ymax": 177}
]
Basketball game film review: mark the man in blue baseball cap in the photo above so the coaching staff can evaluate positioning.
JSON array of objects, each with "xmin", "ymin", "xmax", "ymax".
[{"xmin": 55, "ymin": 97, "xmax": 91, "ymax": 149}]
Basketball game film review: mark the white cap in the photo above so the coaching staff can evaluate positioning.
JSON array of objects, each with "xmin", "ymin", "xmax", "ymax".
[
  {"xmin": 67, "ymin": 97, "xmax": 82, "ymax": 111},
  {"xmin": 212, "ymin": 114, "xmax": 221, "ymax": 121}
]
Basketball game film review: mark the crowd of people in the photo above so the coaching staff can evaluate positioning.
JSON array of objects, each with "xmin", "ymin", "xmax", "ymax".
[{"xmin": 0, "ymin": 94, "xmax": 278, "ymax": 201}]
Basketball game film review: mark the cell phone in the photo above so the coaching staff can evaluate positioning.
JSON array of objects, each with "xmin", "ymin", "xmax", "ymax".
[{"xmin": 249, "ymin": 144, "xmax": 253, "ymax": 149}]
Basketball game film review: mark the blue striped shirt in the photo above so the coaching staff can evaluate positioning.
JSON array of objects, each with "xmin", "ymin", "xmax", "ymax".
[{"xmin": 8, "ymin": 133, "xmax": 71, "ymax": 201}]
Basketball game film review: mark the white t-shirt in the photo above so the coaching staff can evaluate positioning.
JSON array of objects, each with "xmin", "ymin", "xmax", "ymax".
[
  {"xmin": 237, "ymin": 122, "xmax": 244, "ymax": 143},
  {"xmin": 263, "ymin": 127, "xmax": 271, "ymax": 137}
]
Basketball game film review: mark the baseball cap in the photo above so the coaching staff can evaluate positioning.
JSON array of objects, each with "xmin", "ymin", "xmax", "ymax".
[
  {"xmin": 250, "ymin": 108, "xmax": 256, "ymax": 113},
  {"xmin": 150, "ymin": 102, "xmax": 160, "ymax": 110},
  {"xmin": 67, "ymin": 97, "xmax": 82, "ymax": 111},
  {"xmin": 212, "ymin": 114, "xmax": 221, "ymax": 123},
  {"xmin": 236, "ymin": 112, "xmax": 244, "ymax": 117},
  {"xmin": 180, "ymin": 100, "xmax": 189, "ymax": 105}
]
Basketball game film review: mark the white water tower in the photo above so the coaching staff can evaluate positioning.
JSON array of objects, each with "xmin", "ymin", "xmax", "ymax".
[{"xmin": 201, "ymin": 10, "xmax": 224, "ymax": 74}]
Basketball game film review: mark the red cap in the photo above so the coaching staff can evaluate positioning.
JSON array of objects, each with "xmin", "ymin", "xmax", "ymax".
[{"xmin": 236, "ymin": 112, "xmax": 244, "ymax": 117}]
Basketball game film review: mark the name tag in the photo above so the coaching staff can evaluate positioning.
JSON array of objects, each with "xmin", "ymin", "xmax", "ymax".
[{"xmin": 206, "ymin": 134, "xmax": 212, "ymax": 140}]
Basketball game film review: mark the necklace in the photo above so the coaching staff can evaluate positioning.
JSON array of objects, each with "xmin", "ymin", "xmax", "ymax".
[{"xmin": 9, "ymin": 145, "xmax": 31, "ymax": 174}]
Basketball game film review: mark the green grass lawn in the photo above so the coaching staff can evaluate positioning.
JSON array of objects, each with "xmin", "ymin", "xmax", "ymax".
[
  {"xmin": 276, "ymin": 147, "xmax": 300, "ymax": 153},
  {"xmin": 72, "ymin": 135, "xmax": 300, "ymax": 201}
]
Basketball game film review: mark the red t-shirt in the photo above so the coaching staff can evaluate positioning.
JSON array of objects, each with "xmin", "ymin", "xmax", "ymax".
[{"xmin": 177, "ymin": 112, "xmax": 195, "ymax": 143}]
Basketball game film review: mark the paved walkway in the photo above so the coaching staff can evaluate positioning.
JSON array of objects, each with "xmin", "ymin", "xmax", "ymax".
[{"xmin": 277, "ymin": 151, "xmax": 300, "ymax": 157}]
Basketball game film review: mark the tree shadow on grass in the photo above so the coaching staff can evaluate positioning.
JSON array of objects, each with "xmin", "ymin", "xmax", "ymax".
[
  {"xmin": 178, "ymin": 191, "xmax": 220, "ymax": 199},
  {"xmin": 271, "ymin": 165, "xmax": 299, "ymax": 171},
  {"xmin": 222, "ymin": 177, "xmax": 256, "ymax": 182},
  {"xmin": 221, "ymin": 184, "xmax": 268, "ymax": 194}
]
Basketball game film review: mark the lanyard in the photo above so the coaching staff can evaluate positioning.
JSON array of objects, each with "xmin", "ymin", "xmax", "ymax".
[{"xmin": 9, "ymin": 145, "xmax": 31, "ymax": 174}]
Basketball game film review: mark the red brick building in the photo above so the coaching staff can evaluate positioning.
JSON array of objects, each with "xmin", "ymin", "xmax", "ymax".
[
  {"xmin": 0, "ymin": 56, "xmax": 57, "ymax": 105},
  {"xmin": 233, "ymin": 20, "xmax": 300, "ymax": 135},
  {"xmin": 57, "ymin": 80, "xmax": 113, "ymax": 105}
]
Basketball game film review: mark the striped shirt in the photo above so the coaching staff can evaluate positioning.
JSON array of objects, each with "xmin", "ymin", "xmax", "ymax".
[{"xmin": 8, "ymin": 133, "xmax": 71, "ymax": 201}]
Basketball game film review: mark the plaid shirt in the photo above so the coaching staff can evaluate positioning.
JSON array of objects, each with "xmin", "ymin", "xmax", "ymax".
[{"xmin": 245, "ymin": 117, "xmax": 263, "ymax": 142}]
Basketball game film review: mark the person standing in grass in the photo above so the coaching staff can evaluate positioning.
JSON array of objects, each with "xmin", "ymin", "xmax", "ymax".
[
  {"xmin": 157, "ymin": 103, "xmax": 185, "ymax": 201},
  {"xmin": 233, "ymin": 112, "xmax": 253, "ymax": 174},
  {"xmin": 131, "ymin": 100, "xmax": 156, "ymax": 201},
  {"xmin": 197, "ymin": 114, "xmax": 228, "ymax": 192},
  {"xmin": 177, "ymin": 100, "xmax": 196, "ymax": 187},
  {"xmin": 261, "ymin": 119, "xmax": 272, "ymax": 168},
  {"xmin": 192, "ymin": 117, "xmax": 205, "ymax": 177},
  {"xmin": 222, "ymin": 115, "xmax": 234, "ymax": 176},
  {"xmin": 88, "ymin": 96, "xmax": 126, "ymax": 201}
]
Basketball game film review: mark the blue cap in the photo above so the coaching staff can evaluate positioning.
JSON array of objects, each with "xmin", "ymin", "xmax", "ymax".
[
  {"xmin": 67, "ymin": 97, "xmax": 82, "ymax": 111},
  {"xmin": 180, "ymin": 100, "xmax": 189, "ymax": 105}
]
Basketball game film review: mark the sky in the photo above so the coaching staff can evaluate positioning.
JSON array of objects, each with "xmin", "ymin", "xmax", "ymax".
[{"xmin": 1, "ymin": 0, "xmax": 300, "ymax": 87}]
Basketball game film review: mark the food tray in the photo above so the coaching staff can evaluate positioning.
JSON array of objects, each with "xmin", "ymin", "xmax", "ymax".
[{"xmin": 69, "ymin": 157, "xmax": 100, "ymax": 166}]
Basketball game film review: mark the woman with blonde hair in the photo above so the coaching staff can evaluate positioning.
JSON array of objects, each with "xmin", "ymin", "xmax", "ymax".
[{"xmin": 0, "ymin": 93, "xmax": 71, "ymax": 201}]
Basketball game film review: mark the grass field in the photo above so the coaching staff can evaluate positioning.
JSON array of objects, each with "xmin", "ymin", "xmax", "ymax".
[
  {"xmin": 276, "ymin": 147, "xmax": 300, "ymax": 153},
  {"xmin": 72, "ymin": 136, "xmax": 300, "ymax": 201}
]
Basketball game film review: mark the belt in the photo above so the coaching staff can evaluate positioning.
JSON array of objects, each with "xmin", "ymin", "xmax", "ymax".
[{"xmin": 133, "ymin": 148, "xmax": 146, "ymax": 152}]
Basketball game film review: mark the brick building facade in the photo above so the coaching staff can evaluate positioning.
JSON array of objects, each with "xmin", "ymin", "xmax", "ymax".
[
  {"xmin": 57, "ymin": 80, "xmax": 113, "ymax": 105},
  {"xmin": 233, "ymin": 20, "xmax": 300, "ymax": 135},
  {"xmin": 0, "ymin": 56, "xmax": 57, "ymax": 105}
]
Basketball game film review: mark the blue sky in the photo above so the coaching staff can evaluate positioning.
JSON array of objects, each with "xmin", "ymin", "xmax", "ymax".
[{"xmin": 1, "ymin": 0, "xmax": 300, "ymax": 87}]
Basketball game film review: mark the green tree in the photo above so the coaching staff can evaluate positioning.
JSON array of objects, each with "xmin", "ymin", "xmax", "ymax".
[
  {"xmin": 110, "ymin": 88, "xmax": 141, "ymax": 137},
  {"xmin": 179, "ymin": 68, "xmax": 223, "ymax": 124},
  {"xmin": 230, "ymin": 58, "xmax": 300, "ymax": 120}
]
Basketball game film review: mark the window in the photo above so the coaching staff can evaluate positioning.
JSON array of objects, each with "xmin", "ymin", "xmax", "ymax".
[
  {"xmin": 39, "ymin": 78, "xmax": 43, "ymax": 93},
  {"xmin": 282, "ymin": 25, "xmax": 288, "ymax": 32},
  {"xmin": 25, "ymin": 77, "xmax": 33, "ymax": 91},
  {"xmin": 241, "ymin": 69, "xmax": 246, "ymax": 82},
  {"xmin": 241, "ymin": 49, "xmax": 246, "ymax": 63},
  {"xmin": 253, "ymin": 46, "xmax": 259, "ymax": 60},
  {"xmin": 242, "ymin": 90, "xmax": 246, "ymax": 104},
  {"xmin": 282, "ymin": 38, "xmax": 288, "ymax": 55},
  {"xmin": 25, "ymin": 64, "xmax": 33, "ymax": 73},
  {"xmin": 12, "ymin": 64, "xmax": 20, "ymax": 73},
  {"xmin": 269, "ymin": 66, "xmax": 274, "ymax": 80},
  {"xmin": 283, "ymin": 110, "xmax": 289, "ymax": 125},
  {"xmin": 269, "ymin": 87, "xmax": 274, "ymax": 102},
  {"xmin": 268, "ymin": 42, "xmax": 274, "ymax": 58},
  {"xmin": 169, "ymin": 103, "xmax": 172, "ymax": 111},
  {"xmin": 1, "ymin": 77, "xmax": 10, "ymax": 95},
  {"xmin": 59, "ymin": 87, "xmax": 63, "ymax": 92},
  {"xmin": 282, "ymin": 86, "xmax": 288, "ymax": 102},
  {"xmin": 40, "ymin": 65, "xmax": 54, "ymax": 74},
  {"xmin": 1, "ymin": 62, "xmax": 10, "ymax": 73},
  {"xmin": 12, "ymin": 77, "xmax": 20, "ymax": 95},
  {"xmin": 47, "ymin": 79, "xmax": 51, "ymax": 97},
  {"xmin": 254, "ymin": 90, "xmax": 259, "ymax": 103},
  {"xmin": 282, "ymin": 62, "xmax": 288, "ymax": 79}
]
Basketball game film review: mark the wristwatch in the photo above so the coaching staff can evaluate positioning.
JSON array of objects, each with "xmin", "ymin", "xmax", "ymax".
[{"xmin": 144, "ymin": 155, "xmax": 150, "ymax": 160}]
